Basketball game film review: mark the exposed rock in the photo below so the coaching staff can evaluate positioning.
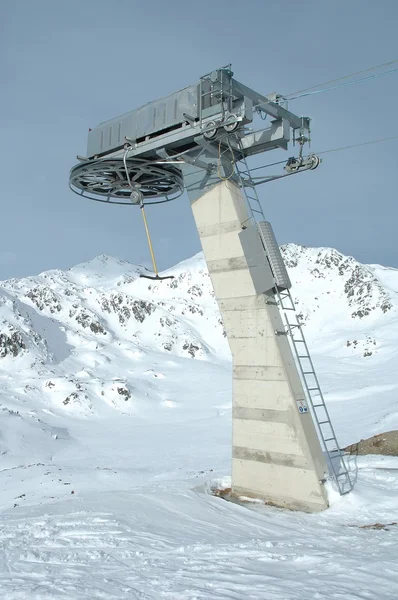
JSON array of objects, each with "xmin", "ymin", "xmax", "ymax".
[
  {"xmin": 182, "ymin": 341, "xmax": 201, "ymax": 358},
  {"xmin": 99, "ymin": 293, "xmax": 156, "ymax": 325},
  {"xmin": 26, "ymin": 286, "xmax": 62, "ymax": 314},
  {"xmin": 282, "ymin": 245, "xmax": 393, "ymax": 321},
  {"xmin": 0, "ymin": 328, "xmax": 25, "ymax": 358},
  {"xmin": 75, "ymin": 311, "xmax": 106, "ymax": 334},
  {"xmin": 63, "ymin": 392, "xmax": 78, "ymax": 406},
  {"xmin": 344, "ymin": 431, "xmax": 398, "ymax": 456},
  {"xmin": 117, "ymin": 386, "xmax": 131, "ymax": 401}
]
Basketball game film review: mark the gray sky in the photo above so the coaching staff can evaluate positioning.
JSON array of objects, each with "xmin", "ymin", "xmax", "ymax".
[{"xmin": 1, "ymin": 0, "xmax": 397, "ymax": 279}]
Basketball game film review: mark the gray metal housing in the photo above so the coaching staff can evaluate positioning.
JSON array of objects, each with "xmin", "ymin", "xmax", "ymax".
[
  {"xmin": 86, "ymin": 67, "xmax": 310, "ymax": 163},
  {"xmin": 87, "ymin": 85, "xmax": 199, "ymax": 158},
  {"xmin": 258, "ymin": 221, "xmax": 291, "ymax": 290},
  {"xmin": 240, "ymin": 221, "xmax": 291, "ymax": 294},
  {"xmin": 239, "ymin": 225, "xmax": 276, "ymax": 294}
]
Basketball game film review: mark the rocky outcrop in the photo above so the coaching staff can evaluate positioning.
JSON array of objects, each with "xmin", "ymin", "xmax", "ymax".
[
  {"xmin": 344, "ymin": 431, "xmax": 398, "ymax": 456},
  {"xmin": 0, "ymin": 327, "xmax": 25, "ymax": 358},
  {"xmin": 281, "ymin": 245, "xmax": 393, "ymax": 320}
]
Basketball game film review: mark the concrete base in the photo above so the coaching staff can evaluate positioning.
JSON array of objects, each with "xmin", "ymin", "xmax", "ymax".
[{"xmin": 191, "ymin": 179, "xmax": 328, "ymax": 512}]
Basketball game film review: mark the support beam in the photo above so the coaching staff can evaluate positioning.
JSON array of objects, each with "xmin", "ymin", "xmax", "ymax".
[{"xmin": 189, "ymin": 179, "xmax": 329, "ymax": 512}]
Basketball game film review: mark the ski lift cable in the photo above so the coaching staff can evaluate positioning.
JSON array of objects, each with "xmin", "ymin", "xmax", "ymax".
[
  {"xmin": 283, "ymin": 58, "xmax": 398, "ymax": 99},
  {"xmin": 246, "ymin": 59, "xmax": 398, "ymax": 114},
  {"xmin": 285, "ymin": 67, "xmax": 398, "ymax": 101},
  {"xmin": 188, "ymin": 134, "xmax": 398, "ymax": 182},
  {"xmin": 317, "ymin": 134, "xmax": 398, "ymax": 156},
  {"xmin": 247, "ymin": 134, "xmax": 398, "ymax": 179}
]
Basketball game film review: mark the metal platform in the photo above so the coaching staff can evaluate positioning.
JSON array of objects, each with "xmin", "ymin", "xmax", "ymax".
[{"xmin": 70, "ymin": 65, "xmax": 314, "ymax": 204}]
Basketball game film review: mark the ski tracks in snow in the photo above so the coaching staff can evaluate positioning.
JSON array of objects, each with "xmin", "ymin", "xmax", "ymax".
[{"xmin": 0, "ymin": 488, "xmax": 397, "ymax": 600}]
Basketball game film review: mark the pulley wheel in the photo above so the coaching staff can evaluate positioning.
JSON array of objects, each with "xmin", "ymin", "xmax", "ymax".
[
  {"xmin": 203, "ymin": 121, "xmax": 218, "ymax": 140},
  {"xmin": 223, "ymin": 114, "xmax": 240, "ymax": 132},
  {"xmin": 69, "ymin": 157, "xmax": 184, "ymax": 205}
]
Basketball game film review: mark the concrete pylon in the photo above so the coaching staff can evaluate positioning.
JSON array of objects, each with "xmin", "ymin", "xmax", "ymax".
[{"xmin": 190, "ymin": 179, "xmax": 329, "ymax": 512}]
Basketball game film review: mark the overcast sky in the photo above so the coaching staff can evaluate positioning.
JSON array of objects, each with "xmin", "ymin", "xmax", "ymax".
[{"xmin": 1, "ymin": 0, "xmax": 397, "ymax": 279}]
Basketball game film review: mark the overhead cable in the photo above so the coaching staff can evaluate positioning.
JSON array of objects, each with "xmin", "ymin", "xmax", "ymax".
[
  {"xmin": 284, "ymin": 58, "xmax": 398, "ymax": 99},
  {"xmin": 246, "ymin": 135, "xmax": 398, "ymax": 181},
  {"xmin": 317, "ymin": 134, "xmax": 398, "ymax": 155},
  {"xmin": 286, "ymin": 66, "xmax": 398, "ymax": 101}
]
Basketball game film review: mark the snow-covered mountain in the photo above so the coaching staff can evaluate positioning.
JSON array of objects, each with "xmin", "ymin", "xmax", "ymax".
[
  {"xmin": 0, "ymin": 243, "xmax": 397, "ymax": 435},
  {"xmin": 1, "ymin": 244, "xmax": 397, "ymax": 419},
  {"xmin": 0, "ymin": 245, "xmax": 398, "ymax": 598},
  {"xmin": 282, "ymin": 245, "xmax": 398, "ymax": 358}
]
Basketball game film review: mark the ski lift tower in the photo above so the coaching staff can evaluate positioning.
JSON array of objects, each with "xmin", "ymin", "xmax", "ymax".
[{"xmin": 70, "ymin": 65, "xmax": 352, "ymax": 512}]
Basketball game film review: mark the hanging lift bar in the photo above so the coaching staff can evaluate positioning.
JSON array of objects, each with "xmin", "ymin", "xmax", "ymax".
[
  {"xmin": 122, "ymin": 146, "xmax": 174, "ymax": 281},
  {"xmin": 138, "ymin": 199, "xmax": 174, "ymax": 281}
]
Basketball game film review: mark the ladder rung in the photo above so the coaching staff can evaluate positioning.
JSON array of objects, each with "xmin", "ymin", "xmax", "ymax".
[{"xmin": 274, "ymin": 284, "xmax": 347, "ymax": 495}]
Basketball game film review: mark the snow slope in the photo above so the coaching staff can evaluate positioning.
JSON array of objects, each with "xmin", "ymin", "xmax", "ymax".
[{"xmin": 0, "ymin": 245, "xmax": 397, "ymax": 599}]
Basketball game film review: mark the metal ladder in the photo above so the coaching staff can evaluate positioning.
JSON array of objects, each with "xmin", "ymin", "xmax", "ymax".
[
  {"xmin": 276, "ymin": 288, "xmax": 353, "ymax": 495},
  {"xmin": 233, "ymin": 140, "xmax": 353, "ymax": 495},
  {"xmin": 234, "ymin": 141, "xmax": 266, "ymax": 224}
]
